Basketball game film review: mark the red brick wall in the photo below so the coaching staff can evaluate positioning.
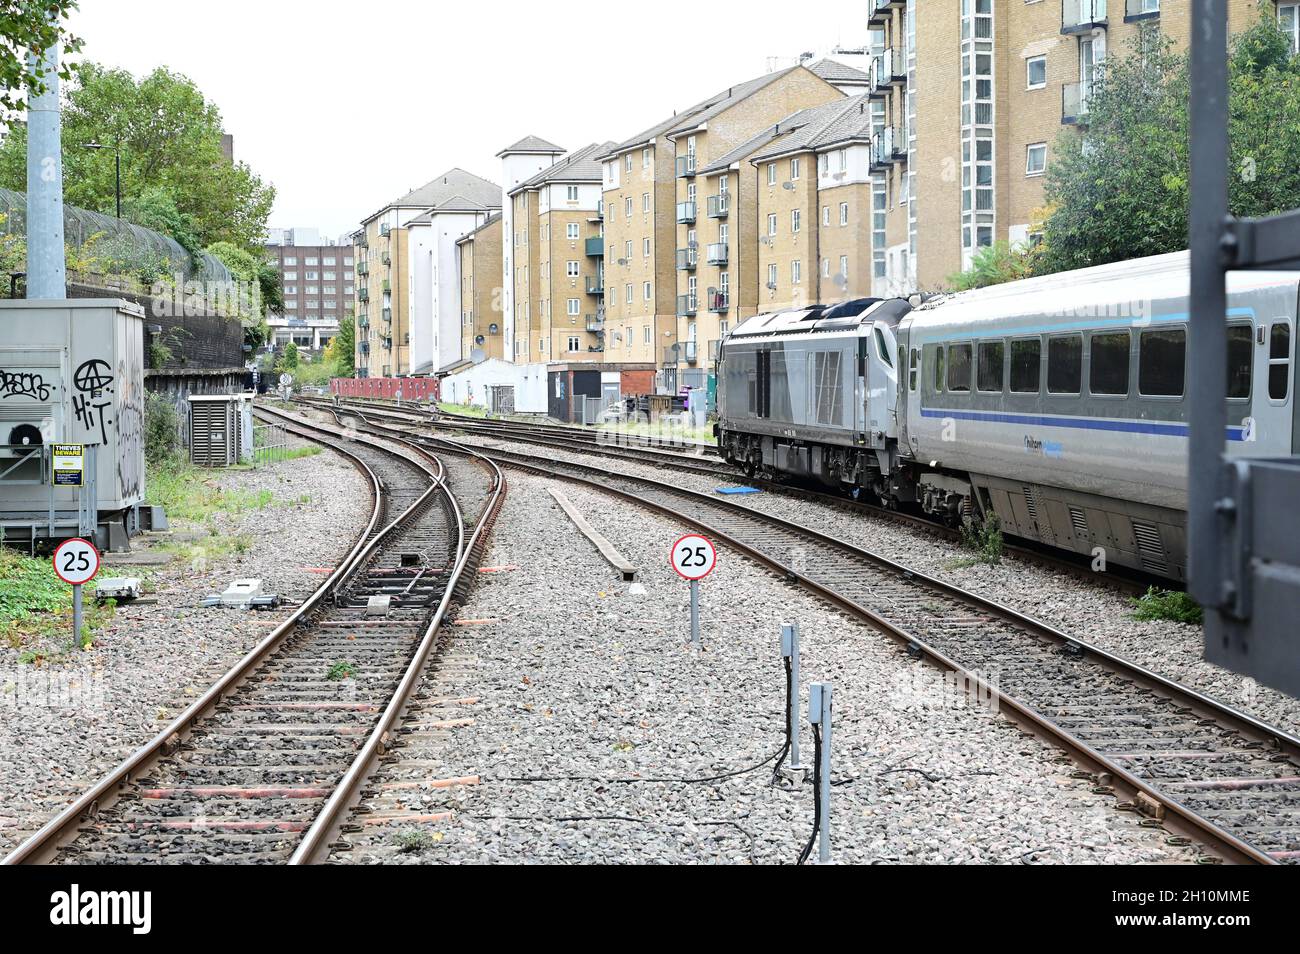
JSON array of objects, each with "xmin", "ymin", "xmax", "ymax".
[{"xmin": 331, "ymin": 377, "xmax": 439, "ymax": 401}]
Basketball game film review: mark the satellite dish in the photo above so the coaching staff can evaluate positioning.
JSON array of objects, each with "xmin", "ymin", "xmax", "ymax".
[
  {"xmin": 782, "ymin": 181, "xmax": 795, "ymax": 191},
  {"xmin": 833, "ymin": 273, "xmax": 848, "ymax": 289},
  {"xmin": 617, "ymin": 258, "xmax": 628, "ymax": 265},
  {"xmin": 471, "ymin": 347, "xmax": 486, "ymax": 364},
  {"xmin": 475, "ymin": 334, "xmax": 486, "ymax": 345},
  {"xmin": 279, "ymin": 373, "xmax": 293, "ymax": 386},
  {"xmin": 488, "ymin": 322, "xmax": 499, "ymax": 333}
]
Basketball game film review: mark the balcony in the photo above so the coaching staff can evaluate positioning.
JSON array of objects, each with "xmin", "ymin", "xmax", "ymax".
[
  {"xmin": 676, "ymin": 293, "xmax": 698, "ymax": 317},
  {"xmin": 354, "ymin": 233, "xmax": 368, "ymax": 249},
  {"xmin": 676, "ymin": 201, "xmax": 697, "ymax": 224},
  {"xmin": 586, "ymin": 274, "xmax": 605, "ymax": 295},
  {"xmin": 868, "ymin": 0, "xmax": 904, "ymax": 25},
  {"xmin": 357, "ymin": 315, "xmax": 368, "ymax": 328},
  {"xmin": 1062, "ymin": 0, "xmax": 1107, "ymax": 33},
  {"xmin": 871, "ymin": 126, "xmax": 904, "ymax": 170},
  {"xmin": 359, "ymin": 342, "xmax": 370, "ymax": 355},
  {"xmin": 675, "ymin": 154, "xmax": 697, "ymax": 178},
  {"xmin": 358, "ymin": 288, "xmax": 369, "ymax": 302},
  {"xmin": 357, "ymin": 260, "xmax": 369, "ymax": 276},
  {"xmin": 708, "ymin": 288, "xmax": 729, "ymax": 313},
  {"xmin": 1062, "ymin": 82, "xmax": 1091, "ymax": 125},
  {"xmin": 382, "ymin": 306, "xmax": 392, "ymax": 322},
  {"xmin": 379, "ymin": 222, "xmax": 392, "ymax": 237},
  {"xmin": 1124, "ymin": 0, "xmax": 1158, "ymax": 22},
  {"xmin": 676, "ymin": 247, "xmax": 698, "ymax": 270},
  {"xmin": 585, "ymin": 314, "xmax": 604, "ymax": 333},
  {"xmin": 706, "ymin": 242, "xmax": 729, "ymax": 265},
  {"xmin": 382, "ymin": 252, "xmax": 391, "ymax": 265},
  {"xmin": 585, "ymin": 236, "xmax": 604, "ymax": 257},
  {"xmin": 706, "ymin": 193, "xmax": 730, "ymax": 218},
  {"xmin": 589, "ymin": 199, "xmax": 604, "ymax": 222},
  {"xmin": 381, "ymin": 278, "xmax": 391, "ymax": 292},
  {"xmin": 684, "ymin": 340, "xmax": 698, "ymax": 364},
  {"xmin": 869, "ymin": 47, "xmax": 905, "ymax": 97}
]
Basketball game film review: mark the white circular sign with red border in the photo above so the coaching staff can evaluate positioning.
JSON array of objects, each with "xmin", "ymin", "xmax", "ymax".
[
  {"xmin": 53, "ymin": 537, "xmax": 100, "ymax": 586},
  {"xmin": 671, "ymin": 533, "xmax": 717, "ymax": 581}
]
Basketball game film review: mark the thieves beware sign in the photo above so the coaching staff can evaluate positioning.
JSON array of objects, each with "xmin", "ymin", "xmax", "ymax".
[{"xmin": 52, "ymin": 444, "xmax": 85, "ymax": 486}]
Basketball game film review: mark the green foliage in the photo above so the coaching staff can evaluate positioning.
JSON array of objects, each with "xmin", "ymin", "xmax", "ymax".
[
  {"xmin": 331, "ymin": 316, "xmax": 356, "ymax": 378},
  {"xmin": 144, "ymin": 391, "xmax": 180, "ymax": 464},
  {"xmin": 277, "ymin": 341, "xmax": 299, "ymax": 373},
  {"xmin": 948, "ymin": 240, "xmax": 1040, "ymax": 291},
  {"xmin": 1131, "ymin": 587, "xmax": 1203, "ymax": 625},
  {"xmin": 0, "ymin": 545, "xmax": 113, "ymax": 653},
  {"xmin": 326, "ymin": 661, "xmax": 356, "ymax": 681},
  {"xmin": 1039, "ymin": 11, "xmax": 1300, "ymax": 273},
  {"xmin": 959, "ymin": 516, "xmax": 1004, "ymax": 565},
  {"xmin": 390, "ymin": 829, "xmax": 435, "ymax": 853},
  {"xmin": 0, "ymin": 61, "xmax": 275, "ymax": 254},
  {"xmin": 205, "ymin": 240, "xmax": 276, "ymax": 346},
  {"xmin": 0, "ymin": 2, "xmax": 82, "ymax": 114}
]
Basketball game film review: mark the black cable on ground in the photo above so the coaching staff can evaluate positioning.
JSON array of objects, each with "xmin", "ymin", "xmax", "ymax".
[
  {"xmin": 797, "ymin": 722, "xmax": 823, "ymax": 866},
  {"xmin": 770, "ymin": 654, "xmax": 794, "ymax": 785}
]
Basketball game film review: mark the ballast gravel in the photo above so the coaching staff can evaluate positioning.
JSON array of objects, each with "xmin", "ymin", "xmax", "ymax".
[
  {"xmin": 341, "ymin": 469, "xmax": 1202, "ymax": 865},
  {"xmin": 0, "ymin": 440, "xmax": 369, "ymax": 855},
  {"xmin": 440, "ymin": 431, "xmax": 1300, "ymax": 740}
]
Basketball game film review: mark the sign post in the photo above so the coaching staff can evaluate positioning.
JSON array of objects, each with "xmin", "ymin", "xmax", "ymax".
[
  {"xmin": 670, "ymin": 533, "xmax": 717, "ymax": 648},
  {"xmin": 53, "ymin": 537, "xmax": 100, "ymax": 647}
]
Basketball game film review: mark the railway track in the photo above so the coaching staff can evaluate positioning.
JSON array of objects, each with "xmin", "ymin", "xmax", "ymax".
[
  {"xmin": 324, "ymin": 404, "xmax": 1300, "ymax": 865},
  {"xmin": 3, "ymin": 409, "xmax": 505, "ymax": 865},
  {"xmin": 305, "ymin": 396, "xmax": 1156, "ymax": 593}
]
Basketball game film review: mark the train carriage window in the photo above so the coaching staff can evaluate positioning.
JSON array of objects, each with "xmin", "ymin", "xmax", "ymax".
[
  {"xmin": 1088, "ymin": 331, "xmax": 1130, "ymax": 396},
  {"xmin": 1227, "ymin": 324, "xmax": 1252, "ymax": 400},
  {"xmin": 1009, "ymin": 338, "xmax": 1040, "ymax": 392},
  {"xmin": 909, "ymin": 348, "xmax": 919, "ymax": 391},
  {"xmin": 933, "ymin": 345, "xmax": 945, "ymax": 393},
  {"xmin": 1269, "ymin": 322, "xmax": 1291, "ymax": 401},
  {"xmin": 1138, "ymin": 327, "xmax": 1186, "ymax": 397},
  {"xmin": 1047, "ymin": 334, "xmax": 1083, "ymax": 394},
  {"xmin": 946, "ymin": 343, "xmax": 972, "ymax": 392},
  {"xmin": 977, "ymin": 340, "xmax": 1004, "ymax": 392}
]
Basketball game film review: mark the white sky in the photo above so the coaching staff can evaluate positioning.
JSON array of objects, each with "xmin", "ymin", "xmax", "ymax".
[{"xmin": 66, "ymin": 0, "xmax": 871, "ymax": 240}]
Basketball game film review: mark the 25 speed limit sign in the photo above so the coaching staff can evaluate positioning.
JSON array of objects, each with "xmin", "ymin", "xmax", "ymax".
[
  {"xmin": 671, "ymin": 533, "xmax": 717, "ymax": 581},
  {"xmin": 53, "ymin": 537, "xmax": 100, "ymax": 586}
]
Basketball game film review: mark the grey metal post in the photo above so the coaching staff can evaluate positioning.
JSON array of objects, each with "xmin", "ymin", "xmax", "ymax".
[
  {"xmin": 689, "ymin": 578, "xmax": 700, "ymax": 647},
  {"xmin": 25, "ymin": 21, "xmax": 65, "ymax": 300},
  {"xmin": 809, "ymin": 681, "xmax": 833, "ymax": 864},
  {"xmin": 781, "ymin": 622, "xmax": 803, "ymax": 771},
  {"xmin": 72, "ymin": 583, "xmax": 83, "ymax": 647},
  {"xmin": 1187, "ymin": 0, "xmax": 1229, "ymax": 611}
]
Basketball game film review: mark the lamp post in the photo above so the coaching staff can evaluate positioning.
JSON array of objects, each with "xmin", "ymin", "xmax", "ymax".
[{"xmin": 82, "ymin": 142, "xmax": 120, "ymax": 219}]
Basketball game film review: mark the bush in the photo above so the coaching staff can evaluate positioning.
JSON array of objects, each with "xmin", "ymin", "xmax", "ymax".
[
  {"xmin": 1131, "ymin": 587, "xmax": 1203, "ymax": 625},
  {"xmin": 144, "ymin": 391, "xmax": 180, "ymax": 464}
]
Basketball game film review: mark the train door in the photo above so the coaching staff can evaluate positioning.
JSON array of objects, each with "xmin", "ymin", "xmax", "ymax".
[
  {"xmin": 869, "ymin": 322, "xmax": 899, "ymax": 443},
  {"xmin": 1250, "ymin": 315, "xmax": 1292, "ymax": 454},
  {"xmin": 895, "ymin": 321, "xmax": 916, "ymax": 457}
]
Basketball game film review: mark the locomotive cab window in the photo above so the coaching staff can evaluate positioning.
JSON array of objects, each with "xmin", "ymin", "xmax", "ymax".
[
  {"xmin": 1269, "ymin": 321, "xmax": 1291, "ymax": 401},
  {"xmin": 1047, "ymin": 334, "xmax": 1082, "ymax": 394},
  {"xmin": 1088, "ymin": 331, "xmax": 1130, "ymax": 396},
  {"xmin": 946, "ymin": 343, "xmax": 972, "ymax": 392},
  {"xmin": 1010, "ymin": 338, "xmax": 1041, "ymax": 392},
  {"xmin": 977, "ymin": 340, "xmax": 1004, "ymax": 392},
  {"xmin": 1138, "ymin": 327, "xmax": 1186, "ymax": 397},
  {"xmin": 1227, "ymin": 324, "xmax": 1252, "ymax": 399},
  {"xmin": 875, "ymin": 327, "xmax": 893, "ymax": 367}
]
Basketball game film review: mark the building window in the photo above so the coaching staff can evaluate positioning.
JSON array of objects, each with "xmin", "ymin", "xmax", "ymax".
[
  {"xmin": 305, "ymin": 257, "xmax": 318, "ymax": 266},
  {"xmin": 284, "ymin": 286, "xmax": 297, "ymax": 295},
  {"xmin": 568, "ymin": 335, "xmax": 580, "ymax": 352},
  {"xmin": 839, "ymin": 202, "xmax": 849, "ymax": 225},
  {"xmin": 767, "ymin": 213, "xmax": 778, "ymax": 236},
  {"xmin": 818, "ymin": 153, "xmax": 828, "ymax": 176},
  {"xmin": 839, "ymin": 255, "xmax": 848, "ymax": 277},
  {"xmin": 643, "ymin": 325, "xmax": 652, "ymax": 344},
  {"xmin": 625, "ymin": 283, "xmax": 633, "ymax": 304},
  {"xmin": 1026, "ymin": 142, "xmax": 1047, "ymax": 176},
  {"xmin": 567, "ymin": 185, "xmax": 579, "ymax": 201},
  {"xmin": 343, "ymin": 257, "xmax": 354, "ymax": 266},
  {"xmin": 567, "ymin": 298, "xmax": 579, "ymax": 315},
  {"xmin": 625, "ymin": 240, "xmax": 633, "ymax": 260},
  {"xmin": 284, "ymin": 271, "xmax": 297, "ymax": 281},
  {"xmin": 767, "ymin": 263, "xmax": 777, "ymax": 289},
  {"xmin": 643, "ymin": 281, "xmax": 652, "ymax": 300},
  {"xmin": 790, "ymin": 157, "xmax": 801, "ymax": 180},
  {"xmin": 567, "ymin": 223, "xmax": 580, "ymax": 240},
  {"xmin": 1281, "ymin": 4, "xmax": 1300, "ymax": 54},
  {"xmin": 323, "ymin": 271, "xmax": 336, "ymax": 281},
  {"xmin": 643, "ymin": 147, "xmax": 652, "ymax": 168},
  {"xmin": 284, "ymin": 257, "xmax": 297, "ymax": 266},
  {"xmin": 791, "ymin": 209, "xmax": 801, "ymax": 233},
  {"xmin": 625, "ymin": 197, "xmax": 633, "ymax": 217},
  {"xmin": 822, "ymin": 259, "xmax": 830, "ymax": 278},
  {"xmin": 625, "ymin": 153, "xmax": 632, "ymax": 172},
  {"xmin": 767, "ymin": 163, "xmax": 777, "ymax": 186},
  {"xmin": 1027, "ymin": 55, "xmax": 1046, "ymax": 89},
  {"xmin": 567, "ymin": 261, "xmax": 579, "ymax": 278},
  {"xmin": 323, "ymin": 256, "xmax": 336, "ymax": 266},
  {"xmin": 643, "ymin": 237, "xmax": 651, "ymax": 256},
  {"xmin": 792, "ymin": 260, "xmax": 802, "ymax": 284},
  {"xmin": 822, "ymin": 206, "xmax": 830, "ymax": 226},
  {"xmin": 643, "ymin": 192, "xmax": 651, "ymax": 212}
]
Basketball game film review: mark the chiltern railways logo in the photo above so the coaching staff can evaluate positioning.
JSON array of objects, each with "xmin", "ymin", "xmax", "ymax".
[{"xmin": 49, "ymin": 884, "xmax": 152, "ymax": 935}]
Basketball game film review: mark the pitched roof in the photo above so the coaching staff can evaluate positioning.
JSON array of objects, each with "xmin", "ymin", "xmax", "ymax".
[
  {"xmin": 384, "ymin": 167, "xmax": 501, "ymax": 213},
  {"xmin": 497, "ymin": 134, "xmax": 565, "ymax": 157},
  {"xmin": 602, "ymin": 65, "xmax": 828, "ymax": 158},
  {"xmin": 511, "ymin": 141, "xmax": 619, "ymax": 194},
  {"xmin": 746, "ymin": 95, "xmax": 875, "ymax": 163},
  {"xmin": 456, "ymin": 211, "xmax": 502, "ymax": 244},
  {"xmin": 807, "ymin": 58, "xmax": 871, "ymax": 85}
]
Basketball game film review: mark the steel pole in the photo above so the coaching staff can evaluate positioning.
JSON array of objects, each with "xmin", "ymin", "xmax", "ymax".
[
  {"xmin": 114, "ymin": 150, "xmax": 121, "ymax": 220},
  {"xmin": 818, "ymin": 683, "xmax": 832, "ymax": 864},
  {"xmin": 72, "ymin": 584, "xmax": 82, "ymax": 647},
  {"xmin": 25, "ymin": 23, "xmax": 65, "ymax": 300},
  {"xmin": 1187, "ymin": 0, "xmax": 1229, "ymax": 610},
  {"xmin": 689, "ymin": 579, "xmax": 699, "ymax": 647}
]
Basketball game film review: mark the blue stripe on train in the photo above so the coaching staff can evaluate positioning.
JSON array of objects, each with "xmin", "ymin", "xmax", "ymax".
[{"xmin": 919, "ymin": 407, "xmax": 1248, "ymax": 441}]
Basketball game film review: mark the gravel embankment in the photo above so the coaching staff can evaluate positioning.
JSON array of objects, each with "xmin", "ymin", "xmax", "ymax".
[
  {"xmin": 437, "ymin": 432, "xmax": 1300, "ymax": 739},
  {"xmin": 0, "ymin": 439, "xmax": 369, "ymax": 855},
  {"xmin": 340, "ymin": 470, "xmax": 1200, "ymax": 865}
]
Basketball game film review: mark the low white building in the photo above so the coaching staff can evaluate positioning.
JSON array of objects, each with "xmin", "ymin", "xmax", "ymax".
[{"xmin": 439, "ymin": 358, "xmax": 548, "ymax": 414}]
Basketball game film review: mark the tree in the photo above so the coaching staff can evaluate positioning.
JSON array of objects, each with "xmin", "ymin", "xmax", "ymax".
[
  {"xmin": 205, "ymin": 240, "xmax": 279, "ymax": 348},
  {"xmin": 0, "ymin": 1, "xmax": 82, "ymax": 113},
  {"xmin": 1038, "ymin": 12, "xmax": 1300, "ymax": 275},
  {"xmin": 331, "ymin": 316, "xmax": 356, "ymax": 378},
  {"xmin": 948, "ymin": 240, "xmax": 1041, "ymax": 291},
  {"xmin": 0, "ymin": 62, "xmax": 275, "ymax": 254},
  {"xmin": 276, "ymin": 341, "xmax": 299, "ymax": 374}
]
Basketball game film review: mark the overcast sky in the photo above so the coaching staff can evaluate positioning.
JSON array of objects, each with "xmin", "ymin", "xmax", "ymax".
[{"xmin": 66, "ymin": 0, "xmax": 871, "ymax": 240}]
